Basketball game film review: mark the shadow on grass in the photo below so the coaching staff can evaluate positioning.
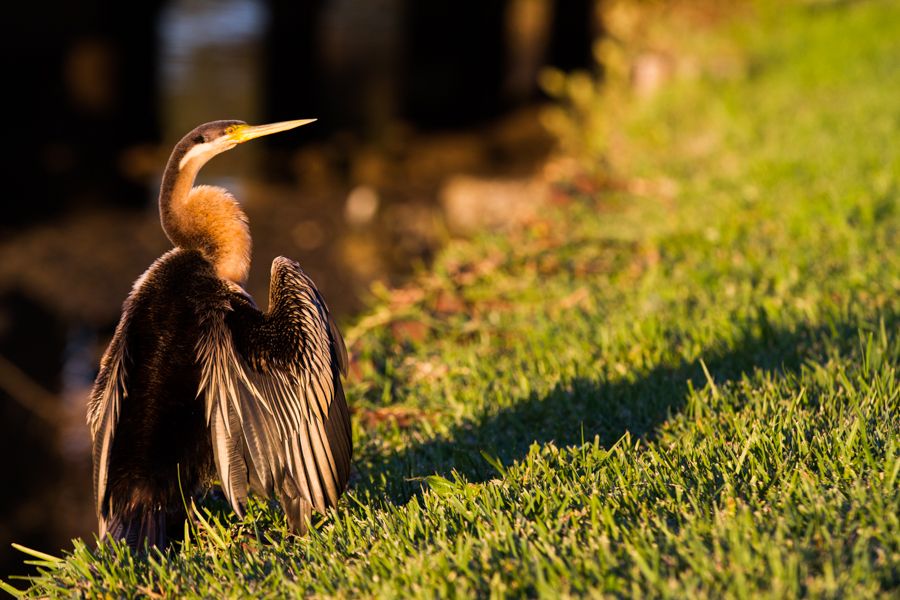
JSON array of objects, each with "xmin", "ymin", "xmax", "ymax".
[{"xmin": 357, "ymin": 309, "xmax": 894, "ymax": 504}]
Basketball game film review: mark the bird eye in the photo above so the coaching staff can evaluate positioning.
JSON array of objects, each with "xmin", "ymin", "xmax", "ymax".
[
  {"xmin": 225, "ymin": 125, "xmax": 236, "ymax": 135},
  {"xmin": 193, "ymin": 135, "xmax": 205, "ymax": 144}
]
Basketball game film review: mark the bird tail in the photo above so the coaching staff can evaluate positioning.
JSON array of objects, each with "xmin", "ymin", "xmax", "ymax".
[{"xmin": 100, "ymin": 505, "xmax": 168, "ymax": 551}]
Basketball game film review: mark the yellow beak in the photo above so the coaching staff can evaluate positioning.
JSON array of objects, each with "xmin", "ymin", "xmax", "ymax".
[{"xmin": 227, "ymin": 119, "xmax": 317, "ymax": 143}]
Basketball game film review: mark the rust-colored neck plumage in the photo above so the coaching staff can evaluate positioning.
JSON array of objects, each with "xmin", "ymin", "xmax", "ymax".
[{"xmin": 159, "ymin": 141, "xmax": 251, "ymax": 284}]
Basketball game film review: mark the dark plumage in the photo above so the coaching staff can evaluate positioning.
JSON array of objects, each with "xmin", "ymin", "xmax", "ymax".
[{"xmin": 88, "ymin": 119, "xmax": 350, "ymax": 550}]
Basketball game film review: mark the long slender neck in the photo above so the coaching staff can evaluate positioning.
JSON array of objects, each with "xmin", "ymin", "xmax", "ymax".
[
  {"xmin": 159, "ymin": 152, "xmax": 202, "ymax": 247},
  {"xmin": 157, "ymin": 150, "xmax": 252, "ymax": 284}
]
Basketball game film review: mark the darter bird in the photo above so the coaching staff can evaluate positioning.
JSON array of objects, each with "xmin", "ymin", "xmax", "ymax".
[{"xmin": 88, "ymin": 119, "xmax": 351, "ymax": 550}]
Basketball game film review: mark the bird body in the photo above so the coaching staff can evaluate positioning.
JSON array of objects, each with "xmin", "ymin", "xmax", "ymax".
[{"xmin": 87, "ymin": 119, "xmax": 351, "ymax": 550}]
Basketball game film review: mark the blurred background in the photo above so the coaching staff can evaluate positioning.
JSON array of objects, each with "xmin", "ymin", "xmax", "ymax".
[{"xmin": 1, "ymin": 0, "xmax": 604, "ymax": 574}]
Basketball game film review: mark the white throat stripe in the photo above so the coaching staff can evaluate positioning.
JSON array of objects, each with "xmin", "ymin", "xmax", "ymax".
[{"xmin": 179, "ymin": 141, "xmax": 217, "ymax": 170}]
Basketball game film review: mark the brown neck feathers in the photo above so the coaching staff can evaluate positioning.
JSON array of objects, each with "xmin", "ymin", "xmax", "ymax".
[{"xmin": 158, "ymin": 153, "xmax": 251, "ymax": 284}]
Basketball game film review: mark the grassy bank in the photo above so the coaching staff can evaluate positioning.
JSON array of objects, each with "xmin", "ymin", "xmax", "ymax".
[{"xmin": 7, "ymin": 1, "xmax": 899, "ymax": 597}]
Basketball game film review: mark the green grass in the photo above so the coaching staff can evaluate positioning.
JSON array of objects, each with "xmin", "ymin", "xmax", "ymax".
[{"xmin": 7, "ymin": 1, "xmax": 900, "ymax": 597}]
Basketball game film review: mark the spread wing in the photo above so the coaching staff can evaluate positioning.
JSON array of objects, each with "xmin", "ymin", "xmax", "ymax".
[
  {"xmin": 88, "ymin": 300, "xmax": 131, "ymax": 526},
  {"xmin": 88, "ymin": 248, "xmax": 216, "ymax": 544},
  {"xmin": 198, "ymin": 257, "xmax": 352, "ymax": 532}
]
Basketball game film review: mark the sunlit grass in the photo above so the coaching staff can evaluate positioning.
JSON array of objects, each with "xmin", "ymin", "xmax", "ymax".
[{"xmin": 6, "ymin": 1, "xmax": 900, "ymax": 597}]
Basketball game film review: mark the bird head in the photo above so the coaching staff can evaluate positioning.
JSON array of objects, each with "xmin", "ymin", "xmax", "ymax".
[{"xmin": 175, "ymin": 118, "xmax": 316, "ymax": 173}]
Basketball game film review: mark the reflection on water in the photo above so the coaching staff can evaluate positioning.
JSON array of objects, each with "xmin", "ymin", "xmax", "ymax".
[{"xmin": 161, "ymin": 0, "xmax": 267, "ymax": 60}]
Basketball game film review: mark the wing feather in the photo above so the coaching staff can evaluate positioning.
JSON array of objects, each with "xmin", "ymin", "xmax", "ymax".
[
  {"xmin": 209, "ymin": 400, "xmax": 249, "ymax": 516},
  {"xmin": 199, "ymin": 257, "xmax": 352, "ymax": 529},
  {"xmin": 88, "ymin": 280, "xmax": 136, "ymax": 521}
]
